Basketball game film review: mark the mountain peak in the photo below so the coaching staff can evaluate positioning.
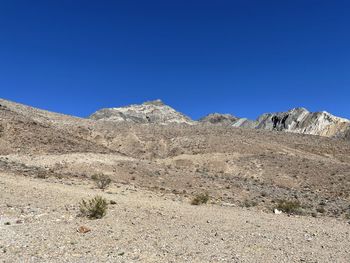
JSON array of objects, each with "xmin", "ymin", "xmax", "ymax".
[{"xmin": 89, "ymin": 100, "xmax": 193, "ymax": 124}]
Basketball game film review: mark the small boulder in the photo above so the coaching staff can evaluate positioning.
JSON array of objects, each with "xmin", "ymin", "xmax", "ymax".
[
  {"xmin": 77, "ymin": 226, "xmax": 91, "ymax": 234},
  {"xmin": 274, "ymin": 208, "xmax": 282, "ymax": 215}
]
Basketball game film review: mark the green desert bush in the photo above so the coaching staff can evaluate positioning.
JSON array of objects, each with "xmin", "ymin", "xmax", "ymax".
[
  {"xmin": 275, "ymin": 199, "xmax": 303, "ymax": 215},
  {"xmin": 191, "ymin": 192, "xmax": 209, "ymax": 205},
  {"xmin": 92, "ymin": 174, "xmax": 111, "ymax": 190},
  {"xmin": 79, "ymin": 196, "xmax": 108, "ymax": 219}
]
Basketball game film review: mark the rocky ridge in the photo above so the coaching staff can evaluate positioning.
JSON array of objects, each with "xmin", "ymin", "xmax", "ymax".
[
  {"xmin": 238, "ymin": 107, "xmax": 350, "ymax": 138},
  {"xmin": 90, "ymin": 100, "xmax": 350, "ymax": 139}
]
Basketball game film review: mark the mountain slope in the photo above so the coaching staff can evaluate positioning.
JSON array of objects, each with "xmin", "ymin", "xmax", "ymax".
[
  {"xmin": 0, "ymin": 98, "xmax": 111, "ymax": 155},
  {"xmin": 199, "ymin": 113, "xmax": 238, "ymax": 126}
]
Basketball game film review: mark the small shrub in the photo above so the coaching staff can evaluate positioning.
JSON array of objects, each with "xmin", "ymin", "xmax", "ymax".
[
  {"xmin": 316, "ymin": 207, "xmax": 325, "ymax": 214},
  {"xmin": 345, "ymin": 213, "xmax": 350, "ymax": 220},
  {"xmin": 79, "ymin": 196, "xmax": 108, "ymax": 219},
  {"xmin": 260, "ymin": 191, "xmax": 267, "ymax": 197},
  {"xmin": 0, "ymin": 123, "xmax": 4, "ymax": 135},
  {"xmin": 92, "ymin": 174, "xmax": 111, "ymax": 190},
  {"xmin": 191, "ymin": 192, "xmax": 209, "ymax": 205},
  {"xmin": 36, "ymin": 173, "xmax": 47, "ymax": 179},
  {"xmin": 242, "ymin": 199, "xmax": 258, "ymax": 208},
  {"xmin": 275, "ymin": 199, "xmax": 303, "ymax": 215}
]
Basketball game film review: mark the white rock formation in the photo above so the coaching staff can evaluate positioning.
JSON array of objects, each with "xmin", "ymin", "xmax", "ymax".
[
  {"xmin": 232, "ymin": 107, "xmax": 350, "ymax": 138},
  {"xmin": 89, "ymin": 99, "xmax": 194, "ymax": 125}
]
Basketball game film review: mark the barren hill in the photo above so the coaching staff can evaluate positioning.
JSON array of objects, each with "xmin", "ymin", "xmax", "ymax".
[{"xmin": 1, "ymin": 98, "xmax": 350, "ymax": 262}]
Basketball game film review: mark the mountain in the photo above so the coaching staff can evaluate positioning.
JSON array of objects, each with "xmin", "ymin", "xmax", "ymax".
[
  {"xmin": 232, "ymin": 107, "xmax": 350, "ymax": 138},
  {"xmin": 90, "ymin": 100, "xmax": 350, "ymax": 139},
  {"xmin": 89, "ymin": 99, "xmax": 194, "ymax": 125}
]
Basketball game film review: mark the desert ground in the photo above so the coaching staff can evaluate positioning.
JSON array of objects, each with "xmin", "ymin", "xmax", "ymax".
[
  {"xmin": 1, "ymin": 99, "xmax": 350, "ymax": 262},
  {"xmin": 1, "ymin": 171, "xmax": 350, "ymax": 263}
]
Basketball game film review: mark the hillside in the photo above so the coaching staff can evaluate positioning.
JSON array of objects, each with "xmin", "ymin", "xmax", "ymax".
[{"xmin": 1, "ymin": 98, "xmax": 350, "ymax": 262}]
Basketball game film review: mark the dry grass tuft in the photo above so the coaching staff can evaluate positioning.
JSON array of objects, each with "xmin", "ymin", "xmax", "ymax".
[{"xmin": 79, "ymin": 196, "xmax": 108, "ymax": 219}]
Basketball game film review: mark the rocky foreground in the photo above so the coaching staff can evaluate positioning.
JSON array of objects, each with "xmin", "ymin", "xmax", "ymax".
[{"xmin": 1, "ymin": 172, "xmax": 350, "ymax": 262}]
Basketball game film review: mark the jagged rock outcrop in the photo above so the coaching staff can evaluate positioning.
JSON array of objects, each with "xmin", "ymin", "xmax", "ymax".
[
  {"xmin": 199, "ymin": 113, "xmax": 238, "ymax": 126},
  {"xmin": 89, "ymin": 99, "xmax": 194, "ymax": 125},
  {"xmin": 232, "ymin": 107, "xmax": 350, "ymax": 138},
  {"xmin": 90, "ymin": 100, "xmax": 350, "ymax": 138}
]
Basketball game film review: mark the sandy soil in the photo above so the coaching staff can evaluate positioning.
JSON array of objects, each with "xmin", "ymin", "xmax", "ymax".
[{"xmin": 1, "ymin": 172, "xmax": 349, "ymax": 263}]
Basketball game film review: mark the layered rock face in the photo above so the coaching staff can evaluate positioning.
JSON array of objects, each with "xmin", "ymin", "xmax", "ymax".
[
  {"xmin": 89, "ymin": 99, "xmax": 194, "ymax": 125},
  {"xmin": 234, "ymin": 107, "xmax": 350, "ymax": 138}
]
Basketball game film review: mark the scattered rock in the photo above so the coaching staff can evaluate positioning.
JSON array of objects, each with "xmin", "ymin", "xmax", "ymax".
[
  {"xmin": 274, "ymin": 209, "xmax": 283, "ymax": 215},
  {"xmin": 77, "ymin": 226, "xmax": 91, "ymax": 234}
]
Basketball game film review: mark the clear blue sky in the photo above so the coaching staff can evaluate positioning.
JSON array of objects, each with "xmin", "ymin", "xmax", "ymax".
[{"xmin": 0, "ymin": 0, "xmax": 349, "ymax": 120}]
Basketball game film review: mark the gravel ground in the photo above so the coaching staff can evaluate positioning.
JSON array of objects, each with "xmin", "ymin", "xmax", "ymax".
[{"xmin": 1, "ymin": 172, "xmax": 349, "ymax": 263}]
